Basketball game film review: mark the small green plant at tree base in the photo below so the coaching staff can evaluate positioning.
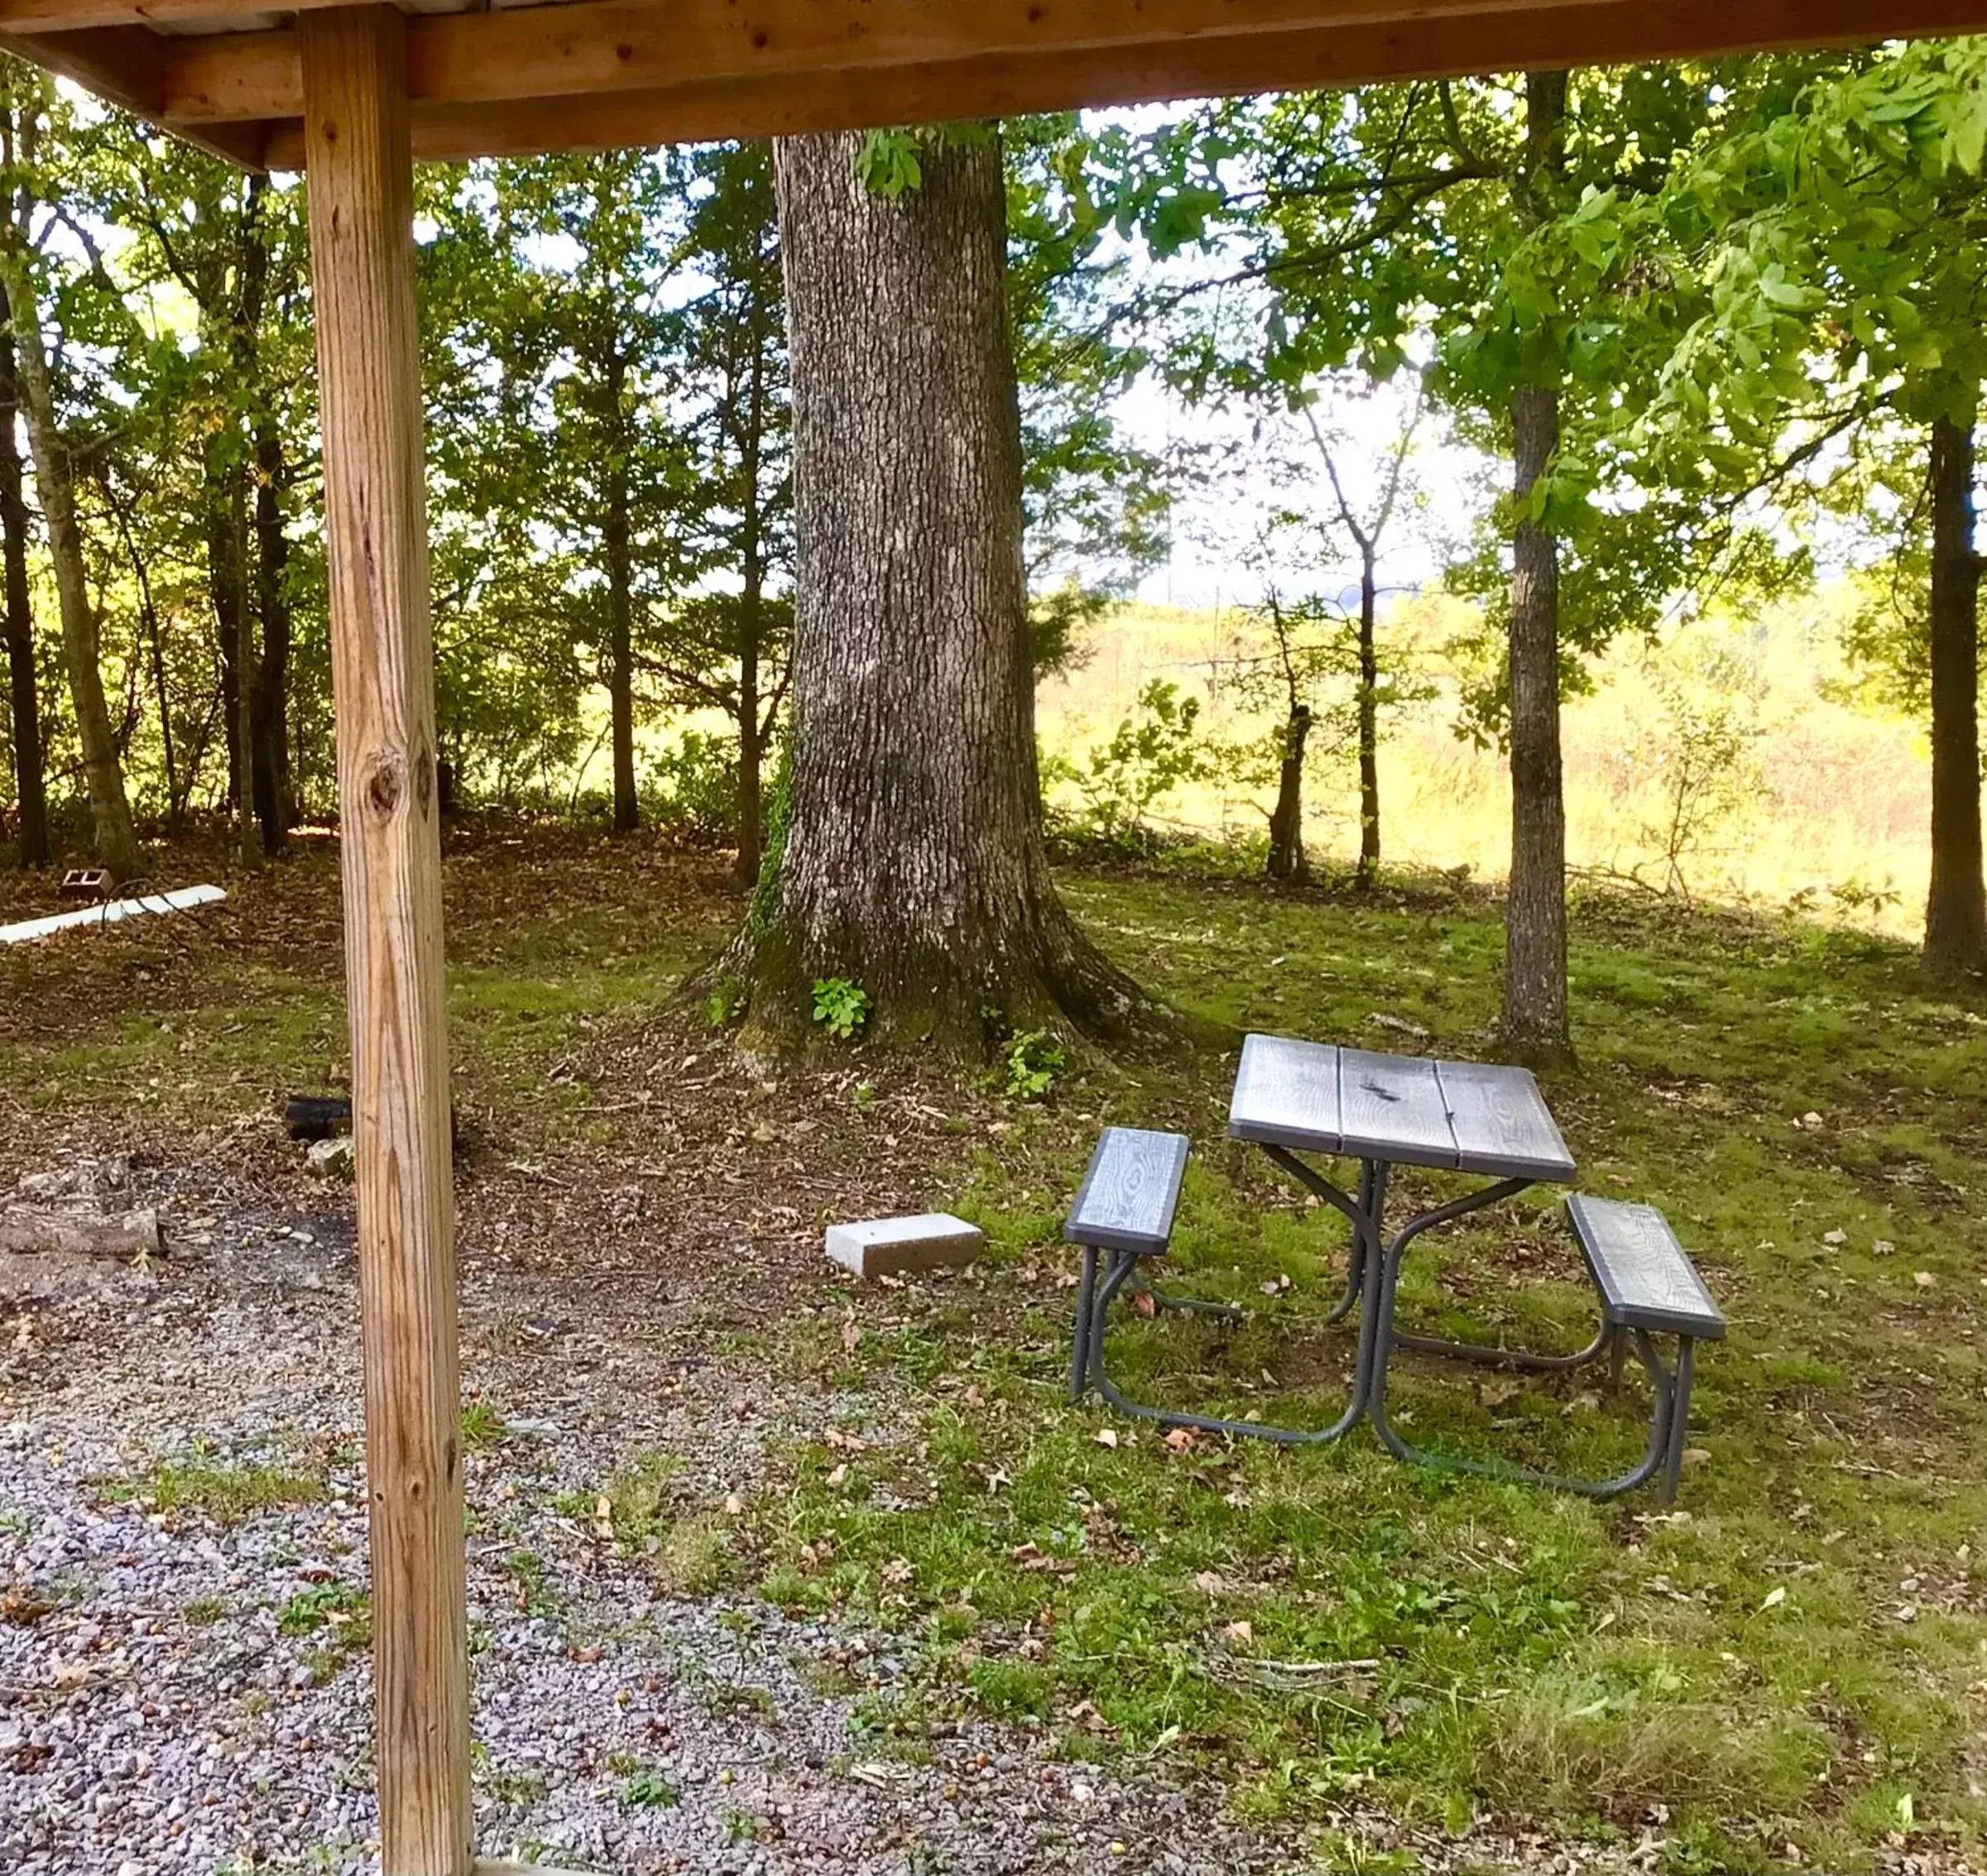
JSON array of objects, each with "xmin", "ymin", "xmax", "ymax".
[
  {"xmin": 812, "ymin": 977, "xmax": 871, "ymax": 1041},
  {"xmin": 619, "ymin": 1766, "xmax": 681, "ymax": 1808},
  {"xmin": 1002, "ymin": 1029, "xmax": 1065, "ymax": 1102}
]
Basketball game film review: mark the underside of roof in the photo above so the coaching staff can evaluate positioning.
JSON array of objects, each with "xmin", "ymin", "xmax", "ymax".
[{"xmin": 3, "ymin": 0, "xmax": 1986, "ymax": 171}]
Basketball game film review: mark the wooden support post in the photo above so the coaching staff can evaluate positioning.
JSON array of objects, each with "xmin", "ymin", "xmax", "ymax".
[{"xmin": 299, "ymin": 10, "xmax": 470, "ymax": 1874}]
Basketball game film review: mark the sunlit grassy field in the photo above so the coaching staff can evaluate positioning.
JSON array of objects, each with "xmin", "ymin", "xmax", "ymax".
[{"xmin": 1038, "ymin": 593, "xmax": 1929, "ymax": 939}]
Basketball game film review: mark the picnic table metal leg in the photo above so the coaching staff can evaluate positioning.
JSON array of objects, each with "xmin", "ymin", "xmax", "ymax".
[
  {"xmin": 1263, "ymin": 1145, "xmax": 1380, "ymax": 1327},
  {"xmin": 1367, "ymin": 1189, "xmax": 1679, "ymax": 1496},
  {"xmin": 1381, "ymin": 1175, "xmax": 1615, "ymax": 1375},
  {"xmin": 1392, "ymin": 1316, "xmax": 1614, "ymax": 1373},
  {"xmin": 1069, "ymin": 1246, "xmax": 1098, "ymax": 1403},
  {"xmin": 1084, "ymin": 1179, "xmax": 1386, "ymax": 1446},
  {"xmin": 1659, "ymin": 1339, "xmax": 1697, "ymax": 1504},
  {"xmin": 1129, "ymin": 1279, "xmax": 1245, "ymax": 1323}
]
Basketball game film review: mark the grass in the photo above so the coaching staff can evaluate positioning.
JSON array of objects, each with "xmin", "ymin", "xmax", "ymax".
[
  {"xmin": 559, "ymin": 1451, "xmax": 737, "ymax": 1598},
  {"xmin": 7, "ymin": 816, "xmax": 1980, "ymax": 1871},
  {"xmin": 699, "ymin": 869, "xmax": 1987, "ymax": 1874},
  {"xmin": 101, "ymin": 1456, "xmax": 326, "ymax": 1523}
]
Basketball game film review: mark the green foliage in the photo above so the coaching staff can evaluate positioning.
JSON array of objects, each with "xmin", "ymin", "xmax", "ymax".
[
  {"xmin": 458, "ymin": 1399, "xmax": 507, "ymax": 1450},
  {"xmin": 1625, "ymin": 644, "xmax": 1767, "ymax": 900},
  {"xmin": 1044, "ymin": 679, "xmax": 1212, "ymax": 851},
  {"xmin": 646, "ymin": 732, "xmax": 742, "ymax": 846},
  {"xmin": 1001, "ymin": 1029, "xmax": 1065, "ymax": 1102},
  {"xmin": 618, "ymin": 1767, "xmax": 681, "ymax": 1809},
  {"xmin": 278, "ymin": 1582, "xmax": 370, "ymax": 1639},
  {"xmin": 745, "ymin": 748, "xmax": 793, "ymax": 940},
  {"xmin": 856, "ymin": 123, "xmax": 998, "ymax": 198},
  {"xmin": 811, "ymin": 977, "xmax": 871, "ymax": 1042}
]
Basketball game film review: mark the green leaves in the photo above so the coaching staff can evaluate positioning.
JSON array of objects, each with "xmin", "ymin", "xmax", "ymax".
[
  {"xmin": 855, "ymin": 129, "xmax": 924, "ymax": 198},
  {"xmin": 855, "ymin": 122, "xmax": 998, "ymax": 198}
]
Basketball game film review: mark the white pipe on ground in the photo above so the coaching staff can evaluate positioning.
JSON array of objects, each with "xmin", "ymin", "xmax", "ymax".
[{"xmin": 0, "ymin": 884, "xmax": 227, "ymax": 947}]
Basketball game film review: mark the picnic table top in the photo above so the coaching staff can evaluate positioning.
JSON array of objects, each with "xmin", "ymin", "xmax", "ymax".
[{"xmin": 1226, "ymin": 1034, "xmax": 1577, "ymax": 1183}]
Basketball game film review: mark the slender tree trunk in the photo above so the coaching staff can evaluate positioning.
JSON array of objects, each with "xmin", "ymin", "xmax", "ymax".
[
  {"xmin": 732, "ymin": 128, "xmax": 1149, "ymax": 1048},
  {"xmin": 734, "ymin": 290, "xmax": 770, "ymax": 885},
  {"xmin": 204, "ymin": 430, "xmax": 249, "ymax": 818},
  {"xmin": 1355, "ymin": 546, "xmax": 1381, "ymax": 890},
  {"xmin": 238, "ymin": 175, "xmax": 290, "ymax": 856},
  {"xmin": 602, "ymin": 343, "xmax": 639, "ymax": 835},
  {"xmin": 252, "ymin": 414, "xmax": 293, "ymax": 847},
  {"xmin": 0, "ymin": 293, "xmax": 47, "ymax": 868},
  {"xmin": 232, "ymin": 474, "xmax": 255, "ymax": 862},
  {"xmin": 143, "ymin": 566, "xmax": 179, "ymax": 830},
  {"xmin": 1925, "ymin": 405, "xmax": 1985, "ymax": 977},
  {"xmin": 1267, "ymin": 702, "xmax": 1312, "ymax": 881},
  {"xmin": 605, "ymin": 473, "xmax": 638, "ymax": 835},
  {"xmin": 0, "ymin": 248, "xmax": 140, "ymax": 879},
  {"xmin": 1500, "ymin": 70, "xmax": 1574, "ymax": 1066},
  {"xmin": 107, "ymin": 496, "xmax": 179, "ymax": 832}
]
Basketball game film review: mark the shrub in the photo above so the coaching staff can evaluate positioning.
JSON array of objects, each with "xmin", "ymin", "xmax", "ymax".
[{"xmin": 811, "ymin": 977, "xmax": 871, "ymax": 1041}]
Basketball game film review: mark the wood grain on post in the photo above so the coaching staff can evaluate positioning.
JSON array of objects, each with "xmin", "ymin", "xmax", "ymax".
[{"xmin": 299, "ymin": 9, "xmax": 471, "ymax": 1873}]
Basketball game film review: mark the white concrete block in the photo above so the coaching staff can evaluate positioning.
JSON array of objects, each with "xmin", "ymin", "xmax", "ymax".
[{"xmin": 825, "ymin": 1212, "xmax": 983, "ymax": 1279}]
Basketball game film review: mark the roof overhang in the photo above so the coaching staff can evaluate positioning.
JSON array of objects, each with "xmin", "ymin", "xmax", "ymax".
[{"xmin": 3, "ymin": 0, "xmax": 1985, "ymax": 170}]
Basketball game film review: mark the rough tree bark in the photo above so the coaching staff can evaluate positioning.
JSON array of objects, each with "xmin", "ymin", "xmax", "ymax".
[
  {"xmin": 0, "ymin": 246, "xmax": 140, "ymax": 880},
  {"xmin": 1500, "ymin": 70, "xmax": 1575, "ymax": 1067},
  {"xmin": 203, "ymin": 419, "xmax": 251, "ymax": 824},
  {"xmin": 0, "ymin": 288, "xmax": 48, "ymax": 869},
  {"xmin": 730, "ymin": 128, "xmax": 1148, "ymax": 1048},
  {"xmin": 1925, "ymin": 405, "xmax": 1985, "ymax": 977}
]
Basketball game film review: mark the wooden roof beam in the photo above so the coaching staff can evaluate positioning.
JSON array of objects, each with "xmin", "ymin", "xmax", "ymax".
[
  {"xmin": 9, "ymin": 23, "xmax": 271, "ymax": 166},
  {"xmin": 247, "ymin": 0, "xmax": 1987, "ymax": 169},
  {"xmin": 165, "ymin": 0, "xmax": 1629, "ymax": 124},
  {"xmin": 0, "ymin": 0, "xmax": 323, "ymax": 27}
]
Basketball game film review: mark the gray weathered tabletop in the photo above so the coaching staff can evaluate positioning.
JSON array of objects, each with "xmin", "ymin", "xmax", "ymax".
[{"xmin": 1226, "ymin": 1034, "xmax": 1576, "ymax": 1183}]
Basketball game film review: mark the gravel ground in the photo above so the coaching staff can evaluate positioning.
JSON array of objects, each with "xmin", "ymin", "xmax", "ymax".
[{"xmin": 0, "ymin": 1160, "xmax": 1303, "ymax": 1876}]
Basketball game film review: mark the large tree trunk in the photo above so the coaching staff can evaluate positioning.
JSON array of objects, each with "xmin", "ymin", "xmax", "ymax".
[
  {"xmin": 0, "ymin": 291, "xmax": 48, "ymax": 869},
  {"xmin": 1925, "ymin": 405, "xmax": 1985, "ymax": 977},
  {"xmin": 732, "ymin": 128, "xmax": 1147, "ymax": 1048},
  {"xmin": 1355, "ymin": 545, "xmax": 1381, "ymax": 890},
  {"xmin": 1500, "ymin": 70, "xmax": 1574, "ymax": 1067},
  {"xmin": 0, "ymin": 248, "xmax": 140, "ymax": 880}
]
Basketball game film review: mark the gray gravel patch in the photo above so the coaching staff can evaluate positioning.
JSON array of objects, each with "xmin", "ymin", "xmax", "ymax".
[{"xmin": 1, "ymin": 1171, "xmax": 1300, "ymax": 1876}]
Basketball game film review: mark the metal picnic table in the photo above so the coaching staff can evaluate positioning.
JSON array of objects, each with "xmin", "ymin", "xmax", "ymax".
[{"xmin": 1076, "ymin": 1032, "xmax": 1707, "ymax": 1497}]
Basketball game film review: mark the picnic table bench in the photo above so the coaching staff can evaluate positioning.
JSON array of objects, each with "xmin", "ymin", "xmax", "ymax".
[{"xmin": 1064, "ymin": 1034, "xmax": 1724, "ymax": 1500}]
